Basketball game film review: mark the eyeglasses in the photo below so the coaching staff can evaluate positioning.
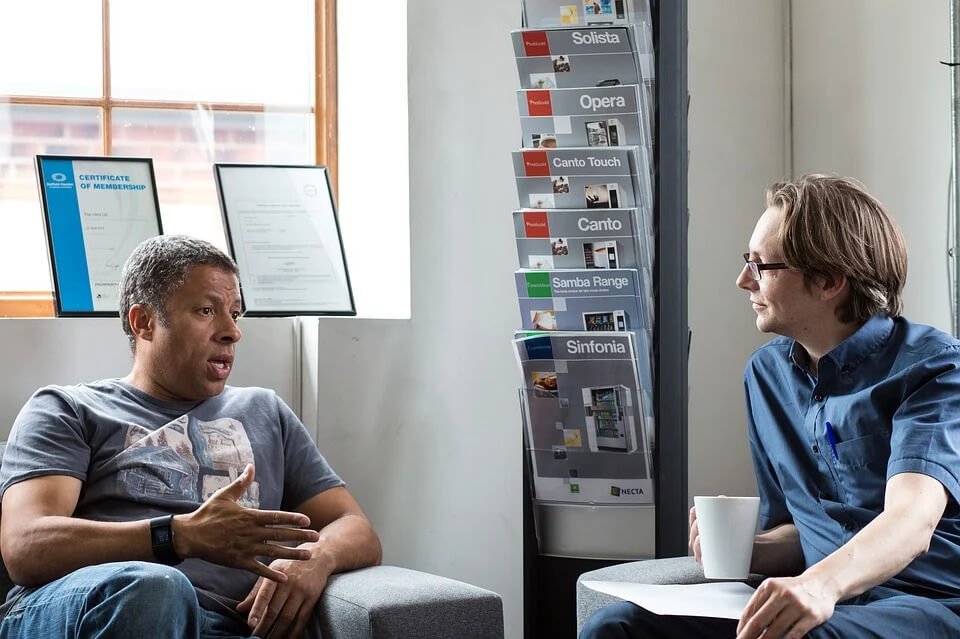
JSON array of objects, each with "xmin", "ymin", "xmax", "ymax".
[{"xmin": 743, "ymin": 253, "xmax": 788, "ymax": 281}]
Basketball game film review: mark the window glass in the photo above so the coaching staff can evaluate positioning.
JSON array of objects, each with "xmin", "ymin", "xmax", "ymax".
[
  {"xmin": 110, "ymin": 0, "xmax": 314, "ymax": 105},
  {"xmin": 0, "ymin": 2, "xmax": 103, "ymax": 98},
  {"xmin": 111, "ymin": 107, "xmax": 314, "ymax": 249},
  {"xmin": 0, "ymin": 1, "xmax": 413, "ymax": 320},
  {"xmin": 0, "ymin": 104, "xmax": 103, "ymax": 290}
]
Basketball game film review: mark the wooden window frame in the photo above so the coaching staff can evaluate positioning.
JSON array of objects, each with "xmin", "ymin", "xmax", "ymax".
[{"xmin": 0, "ymin": 0, "xmax": 337, "ymax": 318}]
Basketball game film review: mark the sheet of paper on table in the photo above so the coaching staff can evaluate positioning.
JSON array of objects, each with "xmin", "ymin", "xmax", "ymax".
[{"xmin": 581, "ymin": 580, "xmax": 756, "ymax": 620}]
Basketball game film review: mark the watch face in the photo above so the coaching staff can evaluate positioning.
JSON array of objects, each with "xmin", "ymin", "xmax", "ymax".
[{"xmin": 150, "ymin": 516, "xmax": 182, "ymax": 565}]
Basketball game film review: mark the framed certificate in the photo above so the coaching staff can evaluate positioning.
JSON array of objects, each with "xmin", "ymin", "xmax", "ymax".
[
  {"xmin": 213, "ymin": 163, "xmax": 356, "ymax": 316},
  {"xmin": 35, "ymin": 155, "xmax": 163, "ymax": 317}
]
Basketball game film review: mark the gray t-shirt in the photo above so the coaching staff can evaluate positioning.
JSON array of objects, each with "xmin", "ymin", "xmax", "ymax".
[{"xmin": 0, "ymin": 379, "xmax": 343, "ymax": 613}]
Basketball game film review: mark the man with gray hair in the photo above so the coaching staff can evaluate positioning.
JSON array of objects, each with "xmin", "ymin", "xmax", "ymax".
[{"xmin": 0, "ymin": 235, "xmax": 381, "ymax": 639}]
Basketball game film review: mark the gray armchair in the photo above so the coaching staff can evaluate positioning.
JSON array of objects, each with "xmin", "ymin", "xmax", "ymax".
[
  {"xmin": 318, "ymin": 565, "xmax": 503, "ymax": 639},
  {"xmin": 576, "ymin": 557, "xmax": 763, "ymax": 634},
  {"xmin": 0, "ymin": 443, "xmax": 505, "ymax": 639}
]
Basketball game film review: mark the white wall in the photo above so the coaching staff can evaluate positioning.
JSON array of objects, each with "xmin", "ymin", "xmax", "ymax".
[
  {"xmin": 337, "ymin": 0, "xmax": 411, "ymax": 319},
  {"xmin": 304, "ymin": 0, "xmax": 526, "ymax": 635},
  {"xmin": 686, "ymin": 0, "xmax": 788, "ymax": 501},
  {"xmin": 791, "ymin": 0, "xmax": 952, "ymax": 330},
  {"xmin": 686, "ymin": 0, "xmax": 954, "ymax": 507}
]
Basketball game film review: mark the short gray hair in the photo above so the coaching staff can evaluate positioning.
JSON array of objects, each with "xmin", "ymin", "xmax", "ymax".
[{"xmin": 119, "ymin": 235, "xmax": 239, "ymax": 352}]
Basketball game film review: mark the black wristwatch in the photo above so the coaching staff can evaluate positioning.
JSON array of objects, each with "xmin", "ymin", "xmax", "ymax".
[{"xmin": 149, "ymin": 514, "xmax": 183, "ymax": 565}]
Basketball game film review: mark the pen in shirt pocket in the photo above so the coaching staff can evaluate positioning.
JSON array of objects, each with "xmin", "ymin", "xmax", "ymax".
[{"xmin": 824, "ymin": 421, "xmax": 840, "ymax": 460}]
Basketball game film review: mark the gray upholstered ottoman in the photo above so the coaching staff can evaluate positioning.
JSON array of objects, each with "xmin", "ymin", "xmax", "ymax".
[{"xmin": 316, "ymin": 565, "xmax": 504, "ymax": 639}]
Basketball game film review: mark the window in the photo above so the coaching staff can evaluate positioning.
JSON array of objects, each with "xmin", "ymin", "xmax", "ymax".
[{"xmin": 0, "ymin": 0, "xmax": 337, "ymax": 316}]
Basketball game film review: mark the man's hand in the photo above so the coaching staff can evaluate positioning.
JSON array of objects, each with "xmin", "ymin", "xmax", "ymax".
[
  {"xmin": 232, "ymin": 485, "xmax": 382, "ymax": 637},
  {"xmin": 236, "ymin": 550, "xmax": 333, "ymax": 639},
  {"xmin": 688, "ymin": 506, "xmax": 702, "ymax": 564},
  {"xmin": 173, "ymin": 464, "xmax": 321, "ymax": 582},
  {"xmin": 735, "ymin": 575, "xmax": 836, "ymax": 639}
]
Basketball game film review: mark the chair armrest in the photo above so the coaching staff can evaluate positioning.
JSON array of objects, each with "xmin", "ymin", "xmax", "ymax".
[
  {"xmin": 576, "ymin": 557, "xmax": 766, "ymax": 632},
  {"xmin": 315, "ymin": 565, "xmax": 504, "ymax": 639}
]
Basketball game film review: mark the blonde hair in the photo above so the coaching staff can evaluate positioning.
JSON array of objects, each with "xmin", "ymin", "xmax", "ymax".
[{"xmin": 766, "ymin": 173, "xmax": 907, "ymax": 323}]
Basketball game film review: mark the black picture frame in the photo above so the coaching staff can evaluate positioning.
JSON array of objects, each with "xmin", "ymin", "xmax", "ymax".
[
  {"xmin": 35, "ymin": 155, "xmax": 163, "ymax": 317},
  {"xmin": 213, "ymin": 163, "xmax": 356, "ymax": 317}
]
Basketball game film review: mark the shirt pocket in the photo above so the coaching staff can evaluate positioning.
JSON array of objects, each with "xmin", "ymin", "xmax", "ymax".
[{"xmin": 833, "ymin": 431, "xmax": 889, "ymax": 507}]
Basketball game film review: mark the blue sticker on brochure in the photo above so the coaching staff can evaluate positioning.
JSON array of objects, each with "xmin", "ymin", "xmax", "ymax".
[{"xmin": 523, "ymin": 334, "xmax": 555, "ymax": 360}]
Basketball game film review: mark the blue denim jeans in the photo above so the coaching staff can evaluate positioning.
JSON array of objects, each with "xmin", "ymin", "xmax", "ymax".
[{"xmin": 0, "ymin": 561, "xmax": 257, "ymax": 639}]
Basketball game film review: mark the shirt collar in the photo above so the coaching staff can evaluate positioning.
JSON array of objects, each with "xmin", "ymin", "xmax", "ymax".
[{"xmin": 789, "ymin": 314, "xmax": 895, "ymax": 375}]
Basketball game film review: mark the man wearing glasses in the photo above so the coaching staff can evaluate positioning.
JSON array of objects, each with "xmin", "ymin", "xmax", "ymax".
[{"xmin": 582, "ymin": 173, "xmax": 960, "ymax": 638}]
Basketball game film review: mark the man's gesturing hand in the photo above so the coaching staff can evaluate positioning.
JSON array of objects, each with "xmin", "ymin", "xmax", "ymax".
[
  {"xmin": 172, "ymin": 464, "xmax": 320, "ymax": 582},
  {"xmin": 735, "ymin": 576, "xmax": 836, "ymax": 639}
]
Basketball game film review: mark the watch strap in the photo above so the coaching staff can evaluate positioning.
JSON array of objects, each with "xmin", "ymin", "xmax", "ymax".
[{"xmin": 149, "ymin": 514, "xmax": 183, "ymax": 565}]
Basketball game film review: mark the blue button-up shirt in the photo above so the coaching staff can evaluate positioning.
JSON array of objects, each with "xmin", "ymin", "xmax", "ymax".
[{"xmin": 746, "ymin": 314, "xmax": 960, "ymax": 598}]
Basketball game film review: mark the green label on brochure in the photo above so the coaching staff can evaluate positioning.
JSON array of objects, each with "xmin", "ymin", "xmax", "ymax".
[{"xmin": 524, "ymin": 271, "xmax": 552, "ymax": 298}]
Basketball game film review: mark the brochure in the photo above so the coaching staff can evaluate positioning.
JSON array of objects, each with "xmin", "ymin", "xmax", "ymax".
[
  {"xmin": 512, "ymin": 146, "xmax": 652, "ymax": 219},
  {"xmin": 521, "ymin": 0, "xmax": 652, "ymax": 30},
  {"xmin": 515, "ymin": 330, "xmax": 653, "ymax": 504},
  {"xmin": 513, "ymin": 208, "xmax": 648, "ymax": 272},
  {"xmin": 515, "ymin": 267, "xmax": 654, "ymax": 417},
  {"xmin": 517, "ymin": 85, "xmax": 652, "ymax": 170},
  {"xmin": 515, "ymin": 267, "xmax": 651, "ymax": 332},
  {"xmin": 512, "ymin": 24, "xmax": 654, "ymax": 138},
  {"xmin": 512, "ymin": 25, "xmax": 653, "ymax": 91}
]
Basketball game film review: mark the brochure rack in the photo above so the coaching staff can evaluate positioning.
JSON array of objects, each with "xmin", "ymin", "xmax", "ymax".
[
  {"xmin": 513, "ymin": 0, "xmax": 657, "ymax": 516},
  {"xmin": 514, "ymin": 1, "xmax": 688, "ymax": 635}
]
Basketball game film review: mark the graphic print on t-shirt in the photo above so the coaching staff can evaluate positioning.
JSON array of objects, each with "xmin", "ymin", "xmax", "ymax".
[{"xmin": 116, "ymin": 414, "xmax": 259, "ymax": 507}]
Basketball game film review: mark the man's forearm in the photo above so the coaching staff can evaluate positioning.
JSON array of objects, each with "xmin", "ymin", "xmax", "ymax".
[
  {"xmin": 804, "ymin": 508, "xmax": 934, "ymax": 602},
  {"xmin": 302, "ymin": 514, "xmax": 382, "ymax": 576},
  {"xmin": 3, "ymin": 516, "xmax": 156, "ymax": 587},
  {"xmin": 801, "ymin": 473, "xmax": 945, "ymax": 603},
  {"xmin": 750, "ymin": 522, "xmax": 804, "ymax": 577}
]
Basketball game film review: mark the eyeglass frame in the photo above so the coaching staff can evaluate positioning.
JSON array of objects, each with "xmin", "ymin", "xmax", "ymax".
[{"xmin": 743, "ymin": 252, "xmax": 788, "ymax": 280}]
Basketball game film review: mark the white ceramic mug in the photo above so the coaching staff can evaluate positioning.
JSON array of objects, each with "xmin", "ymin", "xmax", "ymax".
[{"xmin": 694, "ymin": 495, "xmax": 760, "ymax": 580}]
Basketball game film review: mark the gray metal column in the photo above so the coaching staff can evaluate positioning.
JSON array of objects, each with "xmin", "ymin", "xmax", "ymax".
[
  {"xmin": 951, "ymin": 0, "xmax": 960, "ymax": 336},
  {"xmin": 654, "ymin": 0, "xmax": 690, "ymax": 558}
]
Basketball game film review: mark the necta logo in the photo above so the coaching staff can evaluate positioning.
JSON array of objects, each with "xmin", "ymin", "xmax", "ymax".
[
  {"xmin": 522, "ymin": 31, "xmax": 550, "ymax": 57},
  {"xmin": 611, "ymin": 485, "xmax": 644, "ymax": 497}
]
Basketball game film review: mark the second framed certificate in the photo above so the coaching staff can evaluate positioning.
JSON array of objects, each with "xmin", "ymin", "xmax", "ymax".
[{"xmin": 214, "ymin": 164, "xmax": 356, "ymax": 316}]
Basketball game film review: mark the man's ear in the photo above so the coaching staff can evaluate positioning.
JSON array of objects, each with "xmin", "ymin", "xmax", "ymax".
[
  {"xmin": 128, "ymin": 304, "xmax": 156, "ymax": 342},
  {"xmin": 816, "ymin": 273, "xmax": 848, "ymax": 302}
]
